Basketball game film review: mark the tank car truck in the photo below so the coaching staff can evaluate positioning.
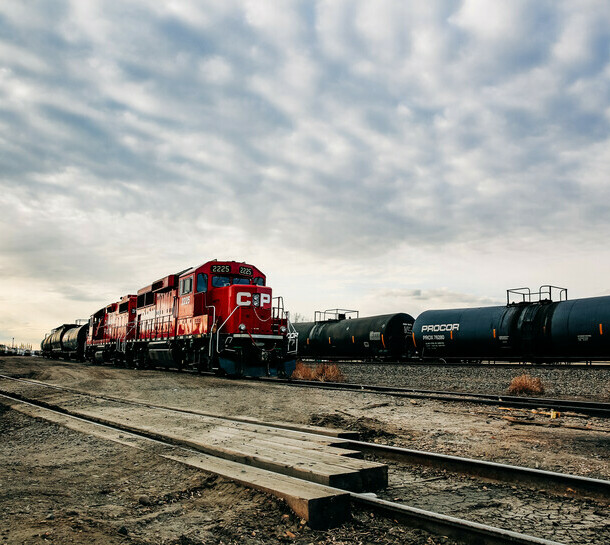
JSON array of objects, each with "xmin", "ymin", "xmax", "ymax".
[{"xmin": 85, "ymin": 260, "xmax": 297, "ymax": 377}]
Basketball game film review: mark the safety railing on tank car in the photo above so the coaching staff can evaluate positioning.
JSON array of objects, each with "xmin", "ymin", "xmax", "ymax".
[
  {"xmin": 507, "ymin": 285, "xmax": 568, "ymax": 306},
  {"xmin": 314, "ymin": 309, "xmax": 359, "ymax": 322}
]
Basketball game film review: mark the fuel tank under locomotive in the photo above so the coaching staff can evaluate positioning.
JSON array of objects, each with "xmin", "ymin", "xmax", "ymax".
[
  {"xmin": 295, "ymin": 313, "xmax": 415, "ymax": 360},
  {"xmin": 413, "ymin": 295, "xmax": 610, "ymax": 362}
]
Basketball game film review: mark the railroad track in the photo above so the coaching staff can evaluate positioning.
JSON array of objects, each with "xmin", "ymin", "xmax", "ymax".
[
  {"xmin": 1, "ymin": 373, "xmax": 608, "ymax": 544},
  {"xmin": 301, "ymin": 359, "xmax": 610, "ymax": 369},
  {"xmin": 8, "ymin": 356, "xmax": 609, "ymax": 415},
  {"xmin": 256, "ymin": 376, "xmax": 610, "ymax": 417}
]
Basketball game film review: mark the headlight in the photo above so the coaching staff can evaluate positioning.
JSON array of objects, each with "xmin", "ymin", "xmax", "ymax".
[
  {"xmin": 239, "ymin": 323, "xmax": 247, "ymax": 332},
  {"xmin": 280, "ymin": 326, "xmax": 287, "ymax": 333}
]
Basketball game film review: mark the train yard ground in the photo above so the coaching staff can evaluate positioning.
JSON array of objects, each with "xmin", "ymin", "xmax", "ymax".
[{"xmin": 1, "ymin": 356, "xmax": 609, "ymax": 544}]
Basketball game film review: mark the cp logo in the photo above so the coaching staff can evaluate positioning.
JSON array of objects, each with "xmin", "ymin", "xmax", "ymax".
[{"xmin": 236, "ymin": 292, "xmax": 271, "ymax": 308}]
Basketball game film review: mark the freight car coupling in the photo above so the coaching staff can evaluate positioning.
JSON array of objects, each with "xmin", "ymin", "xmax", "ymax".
[{"xmin": 41, "ymin": 260, "xmax": 297, "ymax": 377}]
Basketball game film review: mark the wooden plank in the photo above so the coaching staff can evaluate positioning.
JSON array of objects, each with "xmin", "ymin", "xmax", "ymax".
[
  {"xmin": 7, "ymin": 401, "xmax": 350, "ymax": 529},
  {"xmin": 1, "ymin": 387, "xmax": 387, "ymax": 492},
  {"xmin": 58, "ymin": 409, "xmax": 385, "ymax": 492},
  {"xmin": 185, "ymin": 429, "xmax": 388, "ymax": 492},
  {"xmin": 162, "ymin": 451, "xmax": 351, "ymax": 529},
  {"xmin": 210, "ymin": 425, "xmax": 363, "ymax": 458},
  {"xmin": 224, "ymin": 414, "xmax": 360, "ymax": 439},
  {"xmin": 199, "ymin": 418, "xmax": 357, "ymax": 448}
]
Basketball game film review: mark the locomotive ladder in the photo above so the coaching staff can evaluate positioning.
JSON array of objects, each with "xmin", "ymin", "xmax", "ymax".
[
  {"xmin": 273, "ymin": 297, "xmax": 298, "ymax": 354},
  {"xmin": 116, "ymin": 322, "xmax": 138, "ymax": 354}
]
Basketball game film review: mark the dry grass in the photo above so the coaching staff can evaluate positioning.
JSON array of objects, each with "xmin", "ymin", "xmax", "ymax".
[
  {"xmin": 291, "ymin": 361, "xmax": 345, "ymax": 382},
  {"xmin": 507, "ymin": 374, "xmax": 545, "ymax": 396}
]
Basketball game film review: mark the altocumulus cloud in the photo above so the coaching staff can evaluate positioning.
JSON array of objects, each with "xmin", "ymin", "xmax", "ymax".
[{"xmin": 1, "ymin": 1, "xmax": 610, "ymax": 343}]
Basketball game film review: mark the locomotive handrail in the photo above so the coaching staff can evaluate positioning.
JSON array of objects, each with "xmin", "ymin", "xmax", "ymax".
[
  {"xmin": 286, "ymin": 316, "xmax": 298, "ymax": 355},
  {"xmin": 206, "ymin": 305, "xmax": 216, "ymax": 358},
  {"xmin": 215, "ymin": 305, "xmax": 241, "ymax": 354}
]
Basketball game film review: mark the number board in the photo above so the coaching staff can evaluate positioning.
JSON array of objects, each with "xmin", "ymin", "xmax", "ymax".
[
  {"xmin": 239, "ymin": 266, "xmax": 253, "ymax": 276},
  {"xmin": 211, "ymin": 265, "xmax": 231, "ymax": 273}
]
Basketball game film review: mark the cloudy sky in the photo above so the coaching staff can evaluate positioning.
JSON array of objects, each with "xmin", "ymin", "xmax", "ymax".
[{"xmin": 1, "ymin": 1, "xmax": 610, "ymax": 346}]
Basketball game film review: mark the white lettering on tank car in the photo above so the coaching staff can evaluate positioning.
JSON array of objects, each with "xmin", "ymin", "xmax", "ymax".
[{"xmin": 421, "ymin": 323, "xmax": 460, "ymax": 333}]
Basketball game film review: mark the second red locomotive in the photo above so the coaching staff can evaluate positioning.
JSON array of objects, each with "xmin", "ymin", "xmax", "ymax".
[{"xmin": 60, "ymin": 259, "xmax": 297, "ymax": 376}]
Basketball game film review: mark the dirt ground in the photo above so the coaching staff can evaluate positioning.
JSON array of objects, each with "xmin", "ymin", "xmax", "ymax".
[{"xmin": 1, "ymin": 356, "xmax": 609, "ymax": 544}]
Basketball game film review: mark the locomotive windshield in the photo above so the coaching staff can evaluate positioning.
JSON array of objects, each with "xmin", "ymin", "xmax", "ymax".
[{"xmin": 211, "ymin": 275, "xmax": 259, "ymax": 287}]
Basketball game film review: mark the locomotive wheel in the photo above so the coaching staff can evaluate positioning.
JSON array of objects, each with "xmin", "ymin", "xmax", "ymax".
[{"xmin": 135, "ymin": 352, "xmax": 148, "ymax": 370}]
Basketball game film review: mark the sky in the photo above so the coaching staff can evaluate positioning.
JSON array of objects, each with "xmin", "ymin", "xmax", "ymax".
[{"xmin": 1, "ymin": 1, "xmax": 610, "ymax": 346}]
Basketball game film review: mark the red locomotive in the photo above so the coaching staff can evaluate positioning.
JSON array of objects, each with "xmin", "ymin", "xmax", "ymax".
[{"xmin": 46, "ymin": 260, "xmax": 297, "ymax": 377}]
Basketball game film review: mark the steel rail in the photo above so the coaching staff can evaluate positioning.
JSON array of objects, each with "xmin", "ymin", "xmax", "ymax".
[
  {"xmin": 1, "ymin": 374, "xmax": 608, "ymax": 502},
  {"xmin": 350, "ymin": 493, "xmax": 566, "ymax": 545},
  {"xmin": 300, "ymin": 358, "xmax": 610, "ymax": 369},
  {"xmin": 254, "ymin": 377, "xmax": 610, "ymax": 417},
  {"xmin": 0, "ymin": 389, "xmax": 568, "ymax": 545},
  {"xmin": 344, "ymin": 439, "xmax": 610, "ymax": 502}
]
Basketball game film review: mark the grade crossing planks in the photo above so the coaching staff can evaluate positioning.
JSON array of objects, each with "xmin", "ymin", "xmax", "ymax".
[
  {"xmin": 3, "ymin": 398, "xmax": 351, "ymax": 529},
  {"xmin": 0, "ymin": 379, "xmax": 388, "ymax": 493},
  {"xmin": 70, "ymin": 408, "xmax": 387, "ymax": 492}
]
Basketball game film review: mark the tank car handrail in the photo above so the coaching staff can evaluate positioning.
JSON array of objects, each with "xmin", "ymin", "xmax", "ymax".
[
  {"xmin": 539, "ymin": 285, "xmax": 568, "ymax": 302},
  {"xmin": 506, "ymin": 287, "xmax": 531, "ymax": 305},
  {"xmin": 507, "ymin": 285, "xmax": 568, "ymax": 305},
  {"xmin": 314, "ymin": 309, "xmax": 359, "ymax": 322}
]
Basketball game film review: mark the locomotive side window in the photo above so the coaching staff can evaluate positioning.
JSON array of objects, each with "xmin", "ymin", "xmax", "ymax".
[
  {"xmin": 119, "ymin": 302, "xmax": 129, "ymax": 313},
  {"xmin": 252, "ymin": 277, "xmax": 265, "ymax": 286},
  {"xmin": 196, "ymin": 273, "xmax": 208, "ymax": 293},
  {"xmin": 180, "ymin": 277, "xmax": 193, "ymax": 295}
]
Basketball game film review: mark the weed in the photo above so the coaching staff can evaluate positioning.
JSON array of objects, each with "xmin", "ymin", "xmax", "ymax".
[
  {"xmin": 291, "ymin": 361, "xmax": 345, "ymax": 382},
  {"xmin": 507, "ymin": 374, "xmax": 545, "ymax": 396}
]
